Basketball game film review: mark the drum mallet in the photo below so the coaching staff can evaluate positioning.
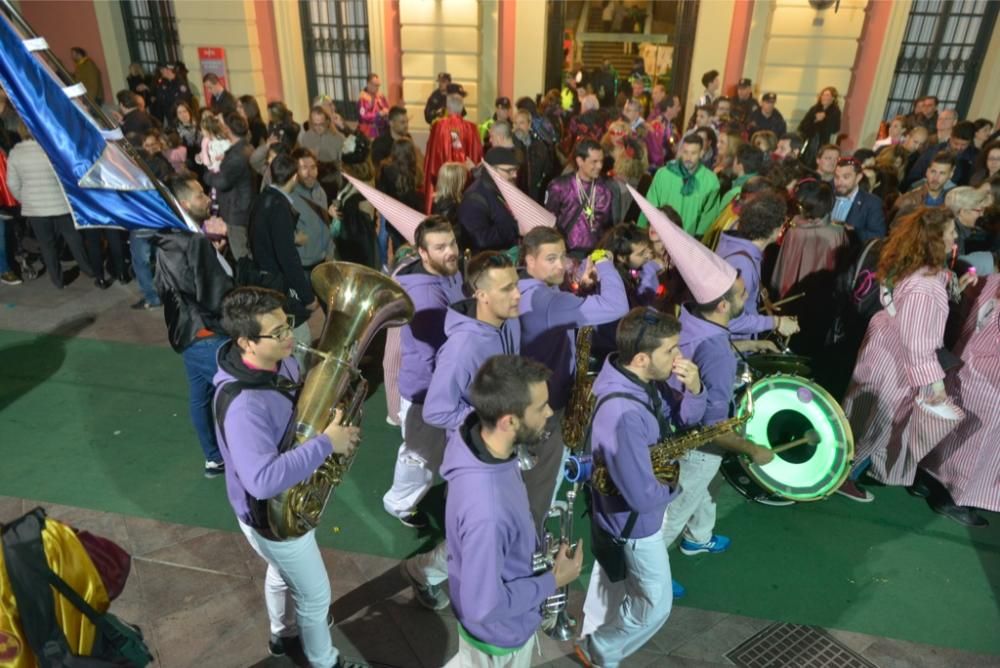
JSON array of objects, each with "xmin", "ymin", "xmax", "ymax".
[{"xmin": 771, "ymin": 430, "xmax": 820, "ymax": 454}]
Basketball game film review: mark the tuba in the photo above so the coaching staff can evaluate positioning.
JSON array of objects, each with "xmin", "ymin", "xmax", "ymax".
[{"xmin": 267, "ymin": 262, "xmax": 414, "ymax": 540}]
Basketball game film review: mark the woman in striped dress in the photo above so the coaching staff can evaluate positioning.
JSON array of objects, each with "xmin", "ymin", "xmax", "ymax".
[
  {"xmin": 837, "ymin": 207, "xmax": 977, "ymax": 502},
  {"xmin": 921, "ymin": 274, "xmax": 999, "ymax": 526}
]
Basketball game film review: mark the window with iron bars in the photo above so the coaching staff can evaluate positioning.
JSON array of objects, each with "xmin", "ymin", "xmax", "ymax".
[
  {"xmin": 300, "ymin": 0, "xmax": 371, "ymax": 123},
  {"xmin": 883, "ymin": 0, "xmax": 998, "ymax": 120},
  {"xmin": 120, "ymin": 0, "xmax": 182, "ymax": 79}
]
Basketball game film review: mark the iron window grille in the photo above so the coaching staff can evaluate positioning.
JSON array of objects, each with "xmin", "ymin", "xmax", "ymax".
[
  {"xmin": 883, "ymin": 0, "xmax": 998, "ymax": 120},
  {"xmin": 300, "ymin": 0, "xmax": 371, "ymax": 122},
  {"xmin": 120, "ymin": 0, "xmax": 182, "ymax": 78}
]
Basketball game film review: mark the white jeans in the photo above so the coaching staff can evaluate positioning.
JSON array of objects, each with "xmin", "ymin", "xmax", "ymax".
[
  {"xmin": 580, "ymin": 530, "xmax": 673, "ymax": 668},
  {"xmin": 405, "ymin": 539, "xmax": 450, "ymax": 587},
  {"xmin": 382, "ymin": 399, "xmax": 447, "ymax": 518},
  {"xmin": 443, "ymin": 633, "xmax": 537, "ymax": 667},
  {"xmin": 660, "ymin": 451, "xmax": 722, "ymax": 546},
  {"xmin": 238, "ymin": 522, "xmax": 339, "ymax": 668}
]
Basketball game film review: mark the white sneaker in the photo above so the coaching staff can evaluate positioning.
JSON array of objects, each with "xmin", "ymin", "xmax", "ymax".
[{"xmin": 204, "ymin": 460, "xmax": 225, "ymax": 479}]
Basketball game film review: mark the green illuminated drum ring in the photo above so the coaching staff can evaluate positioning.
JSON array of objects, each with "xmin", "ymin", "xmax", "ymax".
[{"xmin": 736, "ymin": 374, "xmax": 854, "ymax": 501}]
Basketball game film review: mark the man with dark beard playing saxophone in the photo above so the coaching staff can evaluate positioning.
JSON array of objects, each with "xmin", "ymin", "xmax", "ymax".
[
  {"xmin": 443, "ymin": 354, "xmax": 584, "ymax": 667},
  {"xmin": 574, "ymin": 307, "xmax": 706, "ymax": 668},
  {"xmin": 212, "ymin": 287, "xmax": 362, "ymax": 667},
  {"xmin": 630, "ymin": 188, "xmax": 774, "ymax": 598}
]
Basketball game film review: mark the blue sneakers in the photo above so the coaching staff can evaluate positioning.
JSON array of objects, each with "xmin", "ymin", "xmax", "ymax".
[
  {"xmin": 672, "ymin": 579, "xmax": 686, "ymax": 599},
  {"xmin": 679, "ymin": 534, "xmax": 731, "ymax": 556}
]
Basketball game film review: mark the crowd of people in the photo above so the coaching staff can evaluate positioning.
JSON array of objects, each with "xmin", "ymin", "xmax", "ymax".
[{"xmin": 1, "ymin": 50, "xmax": 998, "ymax": 668}]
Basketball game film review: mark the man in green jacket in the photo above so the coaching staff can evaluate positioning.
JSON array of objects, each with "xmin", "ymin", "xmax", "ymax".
[
  {"xmin": 71, "ymin": 47, "xmax": 103, "ymax": 105},
  {"xmin": 638, "ymin": 134, "xmax": 720, "ymax": 237},
  {"xmin": 719, "ymin": 143, "xmax": 764, "ymax": 211}
]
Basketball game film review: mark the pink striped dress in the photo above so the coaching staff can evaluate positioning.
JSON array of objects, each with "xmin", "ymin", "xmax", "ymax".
[
  {"xmin": 923, "ymin": 274, "xmax": 1000, "ymax": 511},
  {"xmin": 382, "ymin": 327, "xmax": 403, "ymax": 424},
  {"xmin": 841, "ymin": 269, "xmax": 965, "ymax": 486}
]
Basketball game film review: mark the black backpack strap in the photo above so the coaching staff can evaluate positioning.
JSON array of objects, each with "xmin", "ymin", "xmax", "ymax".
[{"xmin": 1, "ymin": 507, "xmax": 75, "ymax": 665}]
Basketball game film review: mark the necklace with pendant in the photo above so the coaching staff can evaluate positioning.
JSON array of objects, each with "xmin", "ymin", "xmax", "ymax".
[{"xmin": 577, "ymin": 175, "xmax": 597, "ymax": 230}]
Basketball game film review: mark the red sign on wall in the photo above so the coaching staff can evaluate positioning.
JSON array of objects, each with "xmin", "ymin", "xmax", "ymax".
[{"xmin": 197, "ymin": 47, "xmax": 228, "ymax": 102}]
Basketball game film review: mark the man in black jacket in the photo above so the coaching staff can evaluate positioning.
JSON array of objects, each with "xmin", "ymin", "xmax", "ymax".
[
  {"xmin": 205, "ymin": 113, "xmax": 255, "ymax": 259},
  {"xmin": 153, "ymin": 175, "xmax": 235, "ymax": 477},
  {"xmin": 423, "ymin": 72, "xmax": 450, "ymax": 125},
  {"xmin": 204, "ymin": 73, "xmax": 237, "ymax": 116},
  {"xmin": 457, "ymin": 147, "xmax": 520, "ymax": 254},
  {"xmin": 249, "ymin": 153, "xmax": 317, "ymax": 354},
  {"xmin": 116, "ymin": 89, "xmax": 154, "ymax": 147}
]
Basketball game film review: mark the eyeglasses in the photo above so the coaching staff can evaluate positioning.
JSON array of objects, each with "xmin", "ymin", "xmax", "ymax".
[{"xmin": 256, "ymin": 315, "xmax": 296, "ymax": 341}]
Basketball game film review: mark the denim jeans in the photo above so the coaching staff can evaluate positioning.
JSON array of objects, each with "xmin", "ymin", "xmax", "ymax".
[
  {"xmin": 129, "ymin": 229, "xmax": 160, "ymax": 305},
  {"xmin": 0, "ymin": 219, "xmax": 9, "ymax": 274},
  {"xmin": 239, "ymin": 522, "xmax": 339, "ymax": 668},
  {"xmin": 181, "ymin": 335, "xmax": 226, "ymax": 463}
]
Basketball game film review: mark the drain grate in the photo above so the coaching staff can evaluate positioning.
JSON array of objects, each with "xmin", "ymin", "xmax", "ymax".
[{"xmin": 725, "ymin": 622, "xmax": 878, "ymax": 668}]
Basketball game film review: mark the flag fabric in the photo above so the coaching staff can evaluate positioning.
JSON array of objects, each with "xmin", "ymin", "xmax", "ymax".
[
  {"xmin": 628, "ymin": 183, "xmax": 736, "ymax": 303},
  {"xmin": 342, "ymin": 173, "xmax": 425, "ymax": 245},
  {"xmin": 480, "ymin": 161, "xmax": 556, "ymax": 234},
  {"xmin": 0, "ymin": 10, "xmax": 188, "ymax": 231}
]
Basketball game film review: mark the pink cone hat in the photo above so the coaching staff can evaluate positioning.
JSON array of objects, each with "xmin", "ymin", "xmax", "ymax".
[
  {"xmin": 481, "ymin": 161, "xmax": 556, "ymax": 235},
  {"xmin": 342, "ymin": 173, "xmax": 425, "ymax": 245},
  {"xmin": 627, "ymin": 184, "xmax": 736, "ymax": 303}
]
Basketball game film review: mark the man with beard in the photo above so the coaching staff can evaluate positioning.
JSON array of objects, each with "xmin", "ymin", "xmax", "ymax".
[
  {"xmin": 513, "ymin": 109, "xmax": 556, "ymax": 203},
  {"xmin": 443, "ymin": 354, "xmax": 583, "ymax": 667},
  {"xmin": 372, "ymin": 106, "xmax": 412, "ymax": 166},
  {"xmin": 633, "ymin": 194, "xmax": 774, "ymax": 594},
  {"xmin": 544, "ymin": 139, "xmax": 618, "ymax": 255},
  {"xmin": 457, "ymin": 147, "xmax": 521, "ymax": 253},
  {"xmin": 517, "ymin": 226, "xmax": 629, "ymax": 529},
  {"xmin": 832, "ymin": 156, "xmax": 886, "ymax": 243},
  {"xmin": 775, "ymin": 133, "xmax": 803, "ymax": 161},
  {"xmin": 891, "ymin": 151, "xmax": 957, "ymax": 224},
  {"xmin": 382, "ymin": 217, "xmax": 465, "ymax": 530},
  {"xmin": 575, "ymin": 307, "xmax": 704, "ymax": 668},
  {"xmin": 640, "ymin": 134, "xmax": 721, "ymax": 237},
  {"xmin": 400, "ymin": 251, "xmax": 522, "ymax": 611},
  {"xmin": 153, "ymin": 175, "xmax": 234, "ymax": 478},
  {"xmin": 289, "ymin": 147, "xmax": 335, "ymax": 273}
]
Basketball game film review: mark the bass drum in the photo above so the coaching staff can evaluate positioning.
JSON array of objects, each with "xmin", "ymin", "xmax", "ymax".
[
  {"xmin": 724, "ymin": 374, "xmax": 853, "ymax": 502},
  {"xmin": 746, "ymin": 352, "xmax": 813, "ymax": 378}
]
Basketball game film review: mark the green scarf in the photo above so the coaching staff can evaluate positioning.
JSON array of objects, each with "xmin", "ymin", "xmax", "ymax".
[{"xmin": 666, "ymin": 159, "xmax": 699, "ymax": 196}]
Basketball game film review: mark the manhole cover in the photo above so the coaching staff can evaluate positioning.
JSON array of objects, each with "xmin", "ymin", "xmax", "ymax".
[{"xmin": 725, "ymin": 622, "xmax": 878, "ymax": 668}]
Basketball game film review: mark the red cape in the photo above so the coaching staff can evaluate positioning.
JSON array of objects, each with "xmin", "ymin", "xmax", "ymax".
[{"xmin": 422, "ymin": 113, "xmax": 482, "ymax": 211}]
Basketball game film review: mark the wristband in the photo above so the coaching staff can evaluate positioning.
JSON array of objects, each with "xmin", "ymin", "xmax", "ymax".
[{"xmin": 589, "ymin": 249, "xmax": 609, "ymax": 263}]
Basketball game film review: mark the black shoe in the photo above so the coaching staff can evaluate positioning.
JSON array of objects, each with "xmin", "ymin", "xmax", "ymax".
[
  {"xmin": 94, "ymin": 277, "xmax": 112, "ymax": 290},
  {"xmin": 63, "ymin": 267, "xmax": 80, "ymax": 286},
  {"xmin": 334, "ymin": 659, "xmax": 369, "ymax": 668},
  {"xmin": 116, "ymin": 271, "xmax": 133, "ymax": 285},
  {"xmin": 906, "ymin": 480, "xmax": 931, "ymax": 498},
  {"xmin": 267, "ymin": 613, "xmax": 335, "ymax": 657},
  {"xmin": 398, "ymin": 510, "xmax": 429, "ymax": 529},
  {"xmin": 930, "ymin": 501, "xmax": 989, "ymax": 527}
]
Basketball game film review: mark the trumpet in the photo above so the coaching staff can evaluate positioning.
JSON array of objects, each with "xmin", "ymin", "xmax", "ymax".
[{"xmin": 534, "ymin": 483, "xmax": 580, "ymax": 641}]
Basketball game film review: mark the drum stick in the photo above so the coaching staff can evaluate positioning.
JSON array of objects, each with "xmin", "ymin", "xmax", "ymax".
[
  {"xmin": 772, "ymin": 430, "xmax": 820, "ymax": 454},
  {"xmin": 771, "ymin": 293, "xmax": 805, "ymax": 309}
]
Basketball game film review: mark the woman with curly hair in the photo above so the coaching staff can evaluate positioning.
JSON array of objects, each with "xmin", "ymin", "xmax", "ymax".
[
  {"xmin": 837, "ymin": 207, "xmax": 977, "ymax": 502},
  {"xmin": 610, "ymin": 136, "xmax": 650, "ymax": 223},
  {"xmin": 798, "ymin": 86, "xmax": 842, "ymax": 167}
]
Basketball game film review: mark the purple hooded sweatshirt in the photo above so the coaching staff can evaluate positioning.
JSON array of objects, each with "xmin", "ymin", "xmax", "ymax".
[
  {"xmin": 212, "ymin": 341, "xmax": 333, "ymax": 534},
  {"xmin": 590, "ymin": 356, "xmax": 706, "ymax": 539},
  {"xmin": 676, "ymin": 306, "xmax": 738, "ymax": 427},
  {"xmin": 518, "ymin": 260, "xmax": 628, "ymax": 410},
  {"xmin": 716, "ymin": 232, "xmax": 774, "ymax": 340},
  {"xmin": 443, "ymin": 415, "xmax": 557, "ymax": 649},
  {"xmin": 422, "ymin": 299, "xmax": 521, "ymax": 431},
  {"xmin": 394, "ymin": 257, "xmax": 466, "ymax": 403}
]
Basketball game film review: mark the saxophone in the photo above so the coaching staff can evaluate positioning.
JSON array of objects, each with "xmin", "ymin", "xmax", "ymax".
[
  {"xmin": 267, "ymin": 262, "xmax": 414, "ymax": 540},
  {"xmin": 562, "ymin": 326, "xmax": 596, "ymax": 452},
  {"xmin": 586, "ymin": 388, "xmax": 755, "ymax": 496}
]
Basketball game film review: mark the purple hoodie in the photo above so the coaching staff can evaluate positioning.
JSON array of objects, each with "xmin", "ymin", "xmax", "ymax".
[
  {"xmin": 590, "ymin": 356, "xmax": 706, "ymax": 538},
  {"xmin": 422, "ymin": 299, "xmax": 521, "ymax": 430},
  {"xmin": 676, "ymin": 306, "xmax": 737, "ymax": 427},
  {"xmin": 518, "ymin": 261, "xmax": 628, "ymax": 409},
  {"xmin": 443, "ymin": 415, "xmax": 557, "ymax": 648},
  {"xmin": 716, "ymin": 233, "xmax": 774, "ymax": 340},
  {"xmin": 212, "ymin": 341, "xmax": 333, "ymax": 533},
  {"xmin": 394, "ymin": 257, "xmax": 466, "ymax": 403}
]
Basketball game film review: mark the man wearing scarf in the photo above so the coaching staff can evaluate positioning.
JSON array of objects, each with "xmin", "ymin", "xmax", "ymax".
[{"xmin": 638, "ymin": 134, "xmax": 721, "ymax": 238}]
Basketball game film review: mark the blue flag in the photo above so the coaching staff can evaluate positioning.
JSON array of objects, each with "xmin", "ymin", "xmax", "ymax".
[{"xmin": 0, "ymin": 10, "xmax": 189, "ymax": 231}]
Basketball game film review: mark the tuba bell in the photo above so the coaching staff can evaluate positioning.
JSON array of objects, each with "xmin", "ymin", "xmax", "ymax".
[{"xmin": 267, "ymin": 262, "xmax": 414, "ymax": 540}]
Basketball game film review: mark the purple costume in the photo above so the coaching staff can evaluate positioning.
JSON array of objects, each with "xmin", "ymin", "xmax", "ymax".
[
  {"xmin": 716, "ymin": 232, "xmax": 775, "ymax": 340},
  {"xmin": 544, "ymin": 174, "xmax": 618, "ymax": 253}
]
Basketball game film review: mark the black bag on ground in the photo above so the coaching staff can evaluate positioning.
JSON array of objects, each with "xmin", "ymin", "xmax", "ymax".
[{"xmin": 1, "ymin": 507, "xmax": 152, "ymax": 667}]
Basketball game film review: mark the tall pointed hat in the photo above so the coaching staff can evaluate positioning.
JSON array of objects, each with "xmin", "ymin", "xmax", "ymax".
[
  {"xmin": 342, "ymin": 173, "xmax": 425, "ymax": 245},
  {"xmin": 480, "ymin": 160, "xmax": 556, "ymax": 235},
  {"xmin": 628, "ymin": 184, "xmax": 737, "ymax": 303}
]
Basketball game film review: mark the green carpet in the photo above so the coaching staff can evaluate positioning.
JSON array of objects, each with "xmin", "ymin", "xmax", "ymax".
[{"xmin": 1, "ymin": 329, "xmax": 998, "ymax": 654}]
